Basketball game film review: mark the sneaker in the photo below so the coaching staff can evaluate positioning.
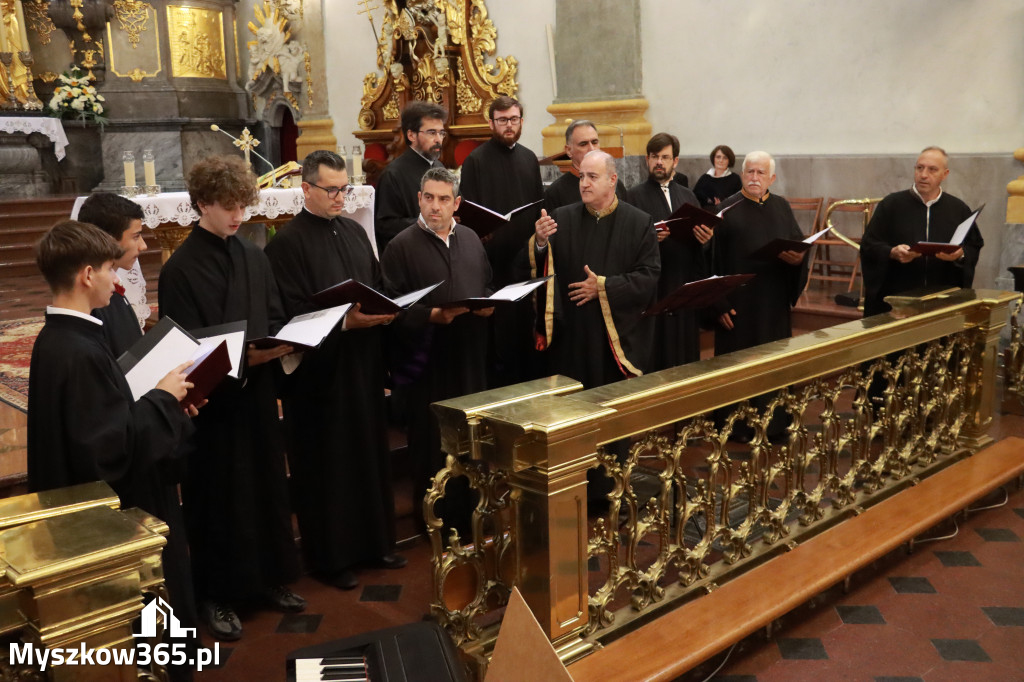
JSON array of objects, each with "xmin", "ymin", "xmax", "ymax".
[
  {"xmin": 201, "ymin": 601, "xmax": 241, "ymax": 641},
  {"xmin": 266, "ymin": 585, "xmax": 306, "ymax": 613}
]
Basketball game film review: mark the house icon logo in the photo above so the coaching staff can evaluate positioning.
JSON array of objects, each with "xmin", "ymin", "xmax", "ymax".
[{"xmin": 135, "ymin": 597, "xmax": 197, "ymax": 639}]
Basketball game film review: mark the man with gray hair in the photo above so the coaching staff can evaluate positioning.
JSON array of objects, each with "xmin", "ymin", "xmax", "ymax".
[
  {"xmin": 544, "ymin": 119, "xmax": 627, "ymax": 211},
  {"xmin": 380, "ymin": 166, "xmax": 492, "ymax": 534},
  {"xmin": 711, "ymin": 151, "xmax": 808, "ymax": 440},
  {"xmin": 860, "ymin": 146, "xmax": 983, "ymax": 317},
  {"xmin": 532, "ymin": 150, "xmax": 660, "ymax": 389}
]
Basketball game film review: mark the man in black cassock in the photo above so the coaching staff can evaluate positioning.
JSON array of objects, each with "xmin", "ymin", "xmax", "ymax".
[
  {"xmin": 626, "ymin": 132, "xmax": 712, "ymax": 369},
  {"xmin": 532, "ymin": 150, "xmax": 660, "ymax": 389},
  {"xmin": 459, "ymin": 95, "xmax": 544, "ymax": 386},
  {"xmin": 380, "ymin": 167, "xmax": 492, "ymax": 535},
  {"xmin": 374, "ymin": 100, "xmax": 447, "ymax": 254},
  {"xmin": 861, "ymin": 146, "xmax": 984, "ymax": 317},
  {"xmin": 544, "ymin": 120, "xmax": 627, "ymax": 212},
  {"xmin": 264, "ymin": 150, "xmax": 404, "ymax": 592},
  {"xmin": 712, "ymin": 151, "xmax": 808, "ymax": 440},
  {"xmin": 78, "ymin": 192, "xmax": 148, "ymax": 356},
  {"xmin": 28, "ymin": 220, "xmax": 199, "ymax": 681},
  {"xmin": 159, "ymin": 156, "xmax": 303, "ymax": 642}
]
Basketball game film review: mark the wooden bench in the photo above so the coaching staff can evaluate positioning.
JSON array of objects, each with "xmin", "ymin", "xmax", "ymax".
[{"xmin": 567, "ymin": 436, "xmax": 1024, "ymax": 682}]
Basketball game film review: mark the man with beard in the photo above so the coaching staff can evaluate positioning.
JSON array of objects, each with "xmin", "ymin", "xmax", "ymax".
[
  {"xmin": 374, "ymin": 101, "xmax": 447, "ymax": 253},
  {"xmin": 626, "ymin": 133, "xmax": 711, "ymax": 369},
  {"xmin": 459, "ymin": 95, "xmax": 544, "ymax": 386},
  {"xmin": 532, "ymin": 150, "xmax": 660, "ymax": 389},
  {"xmin": 544, "ymin": 120, "xmax": 627, "ymax": 211},
  {"xmin": 265, "ymin": 150, "xmax": 405, "ymax": 591},
  {"xmin": 380, "ymin": 167, "xmax": 492, "ymax": 535},
  {"xmin": 861, "ymin": 146, "xmax": 983, "ymax": 317}
]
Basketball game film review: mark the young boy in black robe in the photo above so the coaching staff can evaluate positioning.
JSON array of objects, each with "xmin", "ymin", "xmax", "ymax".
[
  {"xmin": 158, "ymin": 155, "xmax": 304, "ymax": 641},
  {"xmin": 27, "ymin": 220, "xmax": 200, "ymax": 680},
  {"xmin": 78, "ymin": 192, "xmax": 149, "ymax": 356},
  {"xmin": 265, "ymin": 150, "xmax": 404, "ymax": 591}
]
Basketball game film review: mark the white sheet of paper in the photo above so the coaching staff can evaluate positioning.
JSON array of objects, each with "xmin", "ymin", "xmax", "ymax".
[
  {"xmin": 272, "ymin": 304, "xmax": 351, "ymax": 347},
  {"xmin": 488, "ymin": 279, "xmax": 548, "ymax": 302},
  {"xmin": 803, "ymin": 226, "xmax": 833, "ymax": 244},
  {"xmin": 124, "ymin": 326, "xmax": 198, "ymax": 401},
  {"xmin": 949, "ymin": 206, "xmax": 983, "ymax": 245},
  {"xmin": 198, "ymin": 330, "xmax": 246, "ymax": 379},
  {"xmin": 393, "ymin": 281, "xmax": 443, "ymax": 308}
]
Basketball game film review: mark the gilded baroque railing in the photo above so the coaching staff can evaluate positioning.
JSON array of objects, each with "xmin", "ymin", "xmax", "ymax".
[
  {"xmin": 1004, "ymin": 297, "xmax": 1024, "ymax": 407},
  {"xmin": 428, "ymin": 288, "xmax": 1018, "ymax": 676}
]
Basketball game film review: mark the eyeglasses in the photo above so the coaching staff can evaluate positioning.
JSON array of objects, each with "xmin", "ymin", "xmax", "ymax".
[
  {"xmin": 492, "ymin": 116, "xmax": 522, "ymax": 125},
  {"xmin": 308, "ymin": 182, "xmax": 353, "ymax": 199},
  {"xmin": 418, "ymin": 128, "xmax": 447, "ymax": 138}
]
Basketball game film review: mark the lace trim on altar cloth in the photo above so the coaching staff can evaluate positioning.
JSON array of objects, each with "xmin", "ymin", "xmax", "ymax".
[{"xmin": 0, "ymin": 117, "xmax": 70, "ymax": 160}]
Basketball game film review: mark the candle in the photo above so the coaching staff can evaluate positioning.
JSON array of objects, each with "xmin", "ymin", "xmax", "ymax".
[
  {"xmin": 14, "ymin": 1, "xmax": 28, "ymax": 52},
  {"xmin": 142, "ymin": 149, "xmax": 156, "ymax": 186},
  {"xmin": 352, "ymin": 145, "xmax": 363, "ymax": 183},
  {"xmin": 122, "ymin": 151, "xmax": 136, "ymax": 187}
]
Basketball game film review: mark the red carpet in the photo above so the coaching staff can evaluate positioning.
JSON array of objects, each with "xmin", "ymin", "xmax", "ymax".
[{"xmin": 0, "ymin": 317, "xmax": 40, "ymax": 412}]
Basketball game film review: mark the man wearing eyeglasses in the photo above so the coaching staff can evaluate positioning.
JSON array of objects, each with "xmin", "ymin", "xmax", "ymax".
[
  {"xmin": 265, "ymin": 150, "xmax": 405, "ymax": 592},
  {"xmin": 459, "ymin": 95, "xmax": 545, "ymax": 386},
  {"xmin": 626, "ymin": 133, "xmax": 710, "ymax": 370},
  {"xmin": 374, "ymin": 100, "xmax": 447, "ymax": 254}
]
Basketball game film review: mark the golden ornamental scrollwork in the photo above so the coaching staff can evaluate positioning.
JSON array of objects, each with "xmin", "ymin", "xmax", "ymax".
[
  {"xmin": 36, "ymin": 70, "xmax": 58, "ymax": 83},
  {"xmin": 24, "ymin": 0, "xmax": 56, "ymax": 45},
  {"xmin": 454, "ymin": 64, "xmax": 481, "ymax": 115},
  {"xmin": 382, "ymin": 91, "xmax": 399, "ymax": 120},
  {"xmin": 113, "ymin": 0, "xmax": 153, "ymax": 48},
  {"xmin": 1003, "ymin": 297, "xmax": 1024, "ymax": 407},
  {"xmin": 582, "ymin": 330, "xmax": 976, "ymax": 636}
]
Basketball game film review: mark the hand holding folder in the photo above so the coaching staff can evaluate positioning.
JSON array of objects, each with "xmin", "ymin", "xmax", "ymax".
[
  {"xmin": 455, "ymin": 199, "xmax": 543, "ymax": 238},
  {"xmin": 909, "ymin": 204, "xmax": 983, "ymax": 256},
  {"xmin": 437, "ymin": 276, "xmax": 552, "ymax": 310},
  {"xmin": 749, "ymin": 225, "xmax": 831, "ymax": 261},
  {"xmin": 643, "ymin": 273, "xmax": 756, "ymax": 316}
]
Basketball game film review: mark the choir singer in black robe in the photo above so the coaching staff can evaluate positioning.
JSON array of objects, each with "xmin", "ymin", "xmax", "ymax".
[
  {"xmin": 545, "ymin": 120, "xmax": 627, "ymax": 212},
  {"xmin": 265, "ymin": 150, "xmax": 404, "ymax": 591},
  {"xmin": 374, "ymin": 101, "xmax": 447, "ymax": 253},
  {"xmin": 861, "ymin": 146, "xmax": 984, "ymax": 317},
  {"xmin": 712, "ymin": 151, "xmax": 808, "ymax": 440},
  {"xmin": 159, "ymin": 156, "xmax": 303, "ymax": 642},
  {"xmin": 79, "ymin": 192, "xmax": 148, "ymax": 356},
  {"xmin": 381, "ymin": 167, "xmax": 492, "ymax": 535},
  {"xmin": 532, "ymin": 150, "xmax": 660, "ymax": 389},
  {"xmin": 28, "ymin": 221, "xmax": 199, "ymax": 680},
  {"xmin": 626, "ymin": 133, "xmax": 711, "ymax": 369},
  {"xmin": 460, "ymin": 95, "xmax": 544, "ymax": 386}
]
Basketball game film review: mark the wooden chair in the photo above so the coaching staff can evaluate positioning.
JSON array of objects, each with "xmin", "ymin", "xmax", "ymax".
[
  {"xmin": 785, "ymin": 197, "xmax": 824, "ymax": 237},
  {"xmin": 805, "ymin": 197, "xmax": 880, "ymax": 292}
]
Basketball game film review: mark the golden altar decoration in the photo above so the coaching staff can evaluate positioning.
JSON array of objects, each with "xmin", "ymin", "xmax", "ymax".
[
  {"xmin": 355, "ymin": 0, "xmax": 519, "ymax": 167},
  {"xmin": 166, "ymin": 5, "xmax": 226, "ymax": 79}
]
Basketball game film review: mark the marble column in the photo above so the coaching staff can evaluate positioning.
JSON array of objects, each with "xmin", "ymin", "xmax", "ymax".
[{"xmin": 541, "ymin": 0, "xmax": 651, "ymax": 158}]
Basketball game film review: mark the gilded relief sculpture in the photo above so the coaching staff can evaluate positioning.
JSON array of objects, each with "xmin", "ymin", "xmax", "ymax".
[
  {"xmin": 355, "ymin": 0, "xmax": 518, "ymax": 163},
  {"xmin": 247, "ymin": 0, "xmax": 308, "ymax": 116}
]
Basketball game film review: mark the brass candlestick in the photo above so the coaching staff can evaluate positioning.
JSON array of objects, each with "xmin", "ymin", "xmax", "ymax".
[
  {"xmin": 0, "ymin": 53, "xmax": 19, "ymax": 110},
  {"xmin": 17, "ymin": 51, "xmax": 42, "ymax": 111}
]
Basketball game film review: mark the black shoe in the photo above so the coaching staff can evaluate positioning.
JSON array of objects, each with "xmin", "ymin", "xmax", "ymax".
[
  {"xmin": 200, "ymin": 601, "xmax": 242, "ymax": 641},
  {"xmin": 321, "ymin": 569, "xmax": 359, "ymax": 591},
  {"xmin": 370, "ymin": 553, "xmax": 408, "ymax": 570},
  {"xmin": 266, "ymin": 585, "xmax": 306, "ymax": 613}
]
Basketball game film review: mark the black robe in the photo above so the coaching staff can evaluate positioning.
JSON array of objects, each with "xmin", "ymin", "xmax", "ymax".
[
  {"xmin": 544, "ymin": 169, "xmax": 628, "ymax": 212},
  {"xmin": 626, "ymin": 178, "xmax": 707, "ymax": 369},
  {"xmin": 531, "ymin": 200, "xmax": 660, "ymax": 389},
  {"xmin": 861, "ymin": 189, "xmax": 984, "ymax": 317},
  {"xmin": 712, "ymin": 192, "xmax": 809, "ymax": 356},
  {"xmin": 460, "ymin": 138, "xmax": 545, "ymax": 386},
  {"xmin": 158, "ymin": 225, "xmax": 300, "ymax": 604},
  {"xmin": 264, "ymin": 209, "xmax": 395, "ymax": 575},
  {"xmin": 693, "ymin": 172, "xmax": 743, "ymax": 209},
  {"xmin": 92, "ymin": 290, "xmax": 142, "ymax": 358},
  {"xmin": 27, "ymin": 313, "xmax": 198, "ymax": 672},
  {"xmin": 672, "ymin": 172, "xmax": 690, "ymax": 189},
  {"xmin": 374, "ymin": 148, "xmax": 445, "ymax": 254},
  {"xmin": 380, "ymin": 223, "xmax": 491, "ymax": 528}
]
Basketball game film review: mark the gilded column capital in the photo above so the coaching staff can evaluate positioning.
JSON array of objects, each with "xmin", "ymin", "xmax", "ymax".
[{"xmin": 1006, "ymin": 147, "xmax": 1024, "ymax": 223}]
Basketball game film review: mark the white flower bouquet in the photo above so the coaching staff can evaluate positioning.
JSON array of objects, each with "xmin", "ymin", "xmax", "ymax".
[{"xmin": 46, "ymin": 66, "xmax": 107, "ymax": 125}]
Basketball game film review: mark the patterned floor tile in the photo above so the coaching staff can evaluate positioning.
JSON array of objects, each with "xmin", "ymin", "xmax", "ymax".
[
  {"xmin": 976, "ymin": 528, "xmax": 1020, "ymax": 542},
  {"xmin": 776, "ymin": 637, "xmax": 828, "ymax": 660},
  {"xmin": 888, "ymin": 577, "xmax": 936, "ymax": 594},
  {"xmin": 358, "ymin": 585, "xmax": 402, "ymax": 602},
  {"xmin": 930, "ymin": 638, "xmax": 990, "ymax": 662},
  {"xmin": 933, "ymin": 550, "xmax": 981, "ymax": 567},
  {"xmin": 835, "ymin": 605, "xmax": 886, "ymax": 625},
  {"xmin": 275, "ymin": 614, "xmax": 322, "ymax": 634},
  {"xmin": 982, "ymin": 606, "xmax": 1024, "ymax": 627}
]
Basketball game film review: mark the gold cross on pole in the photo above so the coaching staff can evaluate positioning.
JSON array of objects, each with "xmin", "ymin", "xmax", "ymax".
[
  {"xmin": 234, "ymin": 127, "xmax": 260, "ymax": 167},
  {"xmin": 356, "ymin": 0, "xmax": 380, "ymax": 38}
]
